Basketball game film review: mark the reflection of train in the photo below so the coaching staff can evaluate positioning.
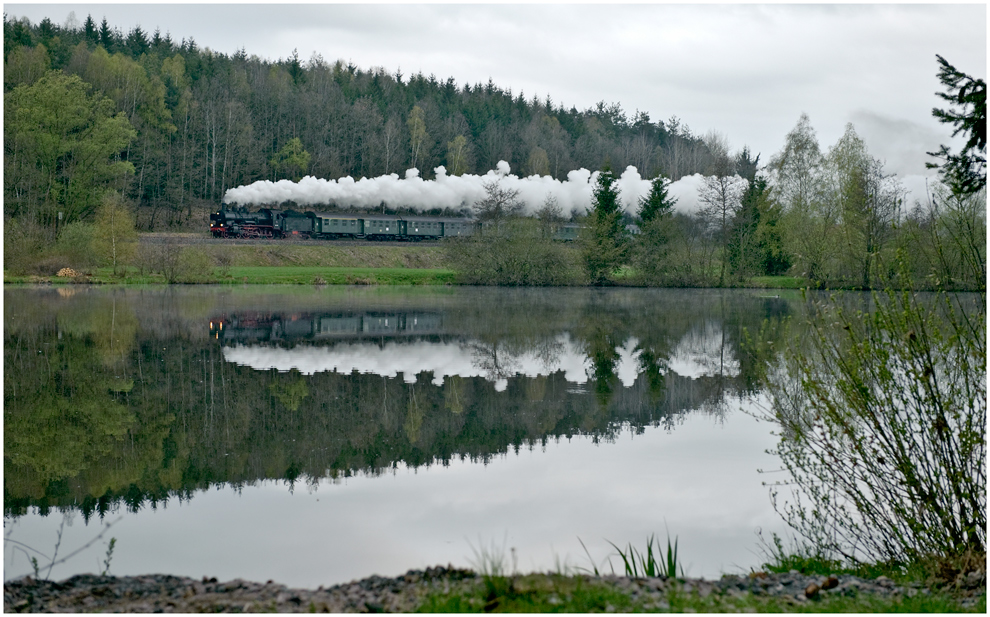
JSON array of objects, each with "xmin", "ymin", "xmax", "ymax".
[
  {"xmin": 209, "ymin": 311, "xmax": 446, "ymax": 343},
  {"xmin": 209, "ymin": 206, "xmax": 580, "ymax": 241}
]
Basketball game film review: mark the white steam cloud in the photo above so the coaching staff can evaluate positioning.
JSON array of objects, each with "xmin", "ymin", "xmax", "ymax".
[{"xmin": 223, "ymin": 162, "xmax": 709, "ymax": 216}]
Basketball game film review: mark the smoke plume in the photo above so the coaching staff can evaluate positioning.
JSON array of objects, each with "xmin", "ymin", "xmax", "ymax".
[{"xmin": 223, "ymin": 162, "xmax": 709, "ymax": 216}]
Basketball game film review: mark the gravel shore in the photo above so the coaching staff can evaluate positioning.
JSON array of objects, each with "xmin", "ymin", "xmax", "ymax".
[{"xmin": 5, "ymin": 566, "xmax": 985, "ymax": 612}]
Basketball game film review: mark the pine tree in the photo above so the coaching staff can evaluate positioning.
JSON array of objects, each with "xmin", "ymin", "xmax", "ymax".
[
  {"xmin": 582, "ymin": 164, "xmax": 629, "ymax": 285},
  {"xmin": 637, "ymin": 175, "xmax": 676, "ymax": 223},
  {"xmin": 83, "ymin": 14, "xmax": 98, "ymax": 46},
  {"xmin": 98, "ymin": 17, "xmax": 114, "ymax": 51},
  {"xmin": 126, "ymin": 25, "xmax": 149, "ymax": 57},
  {"xmin": 926, "ymin": 54, "xmax": 986, "ymax": 195}
]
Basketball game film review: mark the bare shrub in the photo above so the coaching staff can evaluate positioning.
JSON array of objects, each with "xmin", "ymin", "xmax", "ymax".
[
  {"xmin": 760, "ymin": 275, "xmax": 985, "ymax": 565},
  {"xmin": 213, "ymin": 248, "xmax": 234, "ymax": 278},
  {"xmin": 3, "ymin": 216, "xmax": 47, "ymax": 275}
]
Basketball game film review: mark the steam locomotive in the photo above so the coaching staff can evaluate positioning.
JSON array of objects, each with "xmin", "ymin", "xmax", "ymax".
[{"xmin": 209, "ymin": 206, "xmax": 580, "ymax": 241}]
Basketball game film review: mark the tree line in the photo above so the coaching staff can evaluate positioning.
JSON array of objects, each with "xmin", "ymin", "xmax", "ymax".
[{"xmin": 3, "ymin": 12, "xmax": 719, "ymax": 238}]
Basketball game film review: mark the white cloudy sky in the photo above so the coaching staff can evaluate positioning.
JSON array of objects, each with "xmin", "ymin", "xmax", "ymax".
[{"xmin": 7, "ymin": 3, "xmax": 987, "ymax": 187}]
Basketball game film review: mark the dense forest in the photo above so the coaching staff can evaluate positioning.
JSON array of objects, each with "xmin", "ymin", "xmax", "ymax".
[{"xmin": 3, "ymin": 13, "xmax": 718, "ymax": 231}]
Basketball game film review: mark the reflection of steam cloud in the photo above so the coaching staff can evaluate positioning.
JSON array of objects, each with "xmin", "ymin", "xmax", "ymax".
[
  {"xmin": 222, "ymin": 333, "xmax": 730, "ymax": 391},
  {"xmin": 224, "ymin": 336, "xmax": 591, "ymax": 392},
  {"xmin": 223, "ymin": 161, "xmax": 712, "ymax": 215}
]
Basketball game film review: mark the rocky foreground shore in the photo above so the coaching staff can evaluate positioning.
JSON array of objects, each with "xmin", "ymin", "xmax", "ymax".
[{"xmin": 5, "ymin": 566, "xmax": 986, "ymax": 612}]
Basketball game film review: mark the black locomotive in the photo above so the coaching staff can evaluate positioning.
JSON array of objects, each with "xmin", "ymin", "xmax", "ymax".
[{"xmin": 209, "ymin": 206, "xmax": 580, "ymax": 241}]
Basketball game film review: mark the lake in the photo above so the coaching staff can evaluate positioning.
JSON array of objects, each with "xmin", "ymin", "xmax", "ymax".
[{"xmin": 4, "ymin": 285, "xmax": 801, "ymax": 587}]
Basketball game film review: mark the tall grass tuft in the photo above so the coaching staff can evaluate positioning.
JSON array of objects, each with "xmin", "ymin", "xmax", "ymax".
[
  {"xmin": 608, "ymin": 533, "xmax": 683, "ymax": 579},
  {"xmin": 467, "ymin": 536, "xmax": 513, "ymax": 578}
]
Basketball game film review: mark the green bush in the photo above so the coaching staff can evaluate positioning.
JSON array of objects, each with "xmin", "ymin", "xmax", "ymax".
[
  {"xmin": 54, "ymin": 221, "xmax": 99, "ymax": 267},
  {"xmin": 174, "ymin": 247, "xmax": 213, "ymax": 283},
  {"xmin": 445, "ymin": 219, "xmax": 580, "ymax": 286}
]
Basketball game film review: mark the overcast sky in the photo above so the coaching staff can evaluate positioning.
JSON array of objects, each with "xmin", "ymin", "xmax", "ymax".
[{"xmin": 7, "ymin": 3, "xmax": 987, "ymax": 189}]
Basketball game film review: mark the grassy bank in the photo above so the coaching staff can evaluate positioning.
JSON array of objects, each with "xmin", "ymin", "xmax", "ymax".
[
  {"xmin": 0, "ymin": 234, "xmax": 922, "ymax": 290},
  {"xmin": 204, "ymin": 242, "xmax": 448, "ymax": 269},
  {"xmin": 222, "ymin": 266, "xmax": 455, "ymax": 285},
  {"xmin": 418, "ymin": 573, "xmax": 983, "ymax": 613},
  {"xmin": 417, "ymin": 541, "xmax": 986, "ymax": 613},
  {"xmin": 4, "ymin": 265, "xmax": 455, "ymax": 285},
  {"xmin": 3, "ymin": 266, "xmax": 805, "ymax": 288}
]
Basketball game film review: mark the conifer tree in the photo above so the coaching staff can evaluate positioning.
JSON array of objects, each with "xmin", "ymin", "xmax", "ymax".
[
  {"xmin": 98, "ymin": 17, "xmax": 114, "ymax": 51},
  {"xmin": 926, "ymin": 54, "xmax": 986, "ymax": 195},
  {"xmin": 83, "ymin": 14, "xmax": 98, "ymax": 46},
  {"xmin": 637, "ymin": 175, "xmax": 676, "ymax": 223},
  {"xmin": 581, "ymin": 164, "xmax": 629, "ymax": 285}
]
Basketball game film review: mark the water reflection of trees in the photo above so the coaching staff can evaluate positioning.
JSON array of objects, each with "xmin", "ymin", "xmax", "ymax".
[{"xmin": 4, "ymin": 287, "xmax": 796, "ymax": 518}]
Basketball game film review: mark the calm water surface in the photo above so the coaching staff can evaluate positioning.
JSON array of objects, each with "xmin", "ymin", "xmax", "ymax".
[{"xmin": 5, "ymin": 285, "xmax": 800, "ymax": 586}]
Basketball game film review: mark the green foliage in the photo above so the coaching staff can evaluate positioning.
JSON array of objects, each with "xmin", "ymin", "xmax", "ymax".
[
  {"xmin": 755, "ymin": 196, "xmax": 791, "ymax": 277},
  {"xmin": 926, "ymin": 55, "xmax": 986, "ymax": 196},
  {"xmin": 761, "ymin": 275, "xmax": 986, "ymax": 564},
  {"xmin": 3, "ymin": 41, "xmax": 50, "ymax": 88},
  {"xmin": 468, "ymin": 537, "xmax": 515, "ymax": 579},
  {"xmin": 829, "ymin": 124, "xmax": 901, "ymax": 289},
  {"xmin": 727, "ymin": 175, "xmax": 791, "ymax": 279},
  {"xmin": 271, "ymin": 137, "xmax": 311, "ymax": 182},
  {"xmin": 418, "ymin": 568, "xmax": 983, "ymax": 613},
  {"xmin": 174, "ymin": 247, "xmax": 214, "ymax": 282},
  {"xmin": 269, "ymin": 373, "xmax": 310, "ymax": 412},
  {"xmin": 446, "ymin": 134, "xmax": 469, "ymax": 176},
  {"xmin": 54, "ymin": 221, "xmax": 100, "ymax": 267},
  {"xmin": 224, "ymin": 266, "xmax": 455, "ymax": 285},
  {"xmin": 591, "ymin": 165, "xmax": 621, "ymax": 219},
  {"xmin": 0, "ymin": 13, "xmax": 721, "ymax": 231},
  {"xmin": 92, "ymin": 194, "xmax": 138, "ymax": 274},
  {"xmin": 4, "ymin": 71, "xmax": 135, "ymax": 227}
]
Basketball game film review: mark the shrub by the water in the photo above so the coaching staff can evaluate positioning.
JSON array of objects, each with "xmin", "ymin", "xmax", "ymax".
[
  {"xmin": 760, "ymin": 271, "xmax": 985, "ymax": 566},
  {"xmin": 444, "ymin": 219, "xmax": 580, "ymax": 286}
]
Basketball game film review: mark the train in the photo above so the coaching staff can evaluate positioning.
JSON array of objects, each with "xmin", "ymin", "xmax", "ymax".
[
  {"xmin": 209, "ymin": 310, "xmax": 446, "ymax": 344},
  {"xmin": 209, "ymin": 206, "xmax": 581, "ymax": 241}
]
